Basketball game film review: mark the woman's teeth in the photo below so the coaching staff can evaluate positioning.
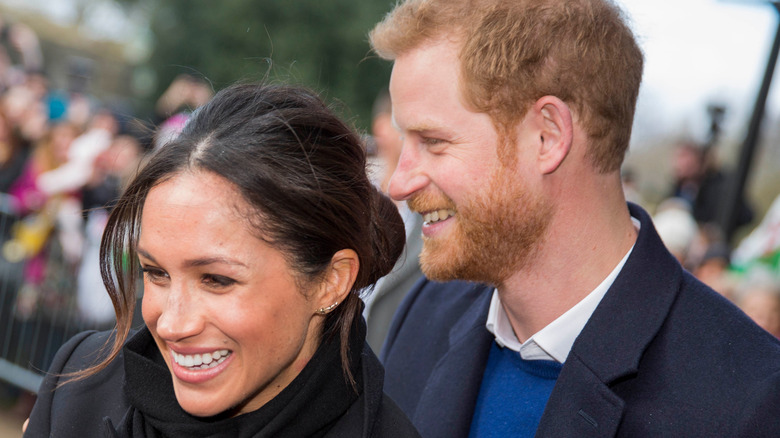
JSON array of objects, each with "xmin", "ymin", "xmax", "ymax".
[
  {"xmin": 173, "ymin": 349, "xmax": 230, "ymax": 370},
  {"xmin": 423, "ymin": 209, "xmax": 456, "ymax": 225}
]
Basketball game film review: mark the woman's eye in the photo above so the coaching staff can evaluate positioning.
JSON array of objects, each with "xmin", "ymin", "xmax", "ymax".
[
  {"xmin": 141, "ymin": 266, "xmax": 169, "ymax": 283},
  {"xmin": 202, "ymin": 274, "xmax": 236, "ymax": 288}
]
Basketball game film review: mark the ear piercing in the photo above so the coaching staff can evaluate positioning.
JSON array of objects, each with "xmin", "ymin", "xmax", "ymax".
[{"xmin": 317, "ymin": 302, "xmax": 339, "ymax": 315}]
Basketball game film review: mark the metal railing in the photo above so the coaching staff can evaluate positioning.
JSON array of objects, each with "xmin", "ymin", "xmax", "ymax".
[{"xmin": 0, "ymin": 202, "xmax": 110, "ymax": 393}]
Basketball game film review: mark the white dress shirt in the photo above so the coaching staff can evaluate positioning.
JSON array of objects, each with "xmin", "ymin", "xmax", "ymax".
[{"xmin": 486, "ymin": 217, "xmax": 641, "ymax": 362}]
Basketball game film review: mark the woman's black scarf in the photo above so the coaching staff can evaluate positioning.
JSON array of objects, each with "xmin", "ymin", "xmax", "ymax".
[{"xmin": 104, "ymin": 322, "xmax": 364, "ymax": 438}]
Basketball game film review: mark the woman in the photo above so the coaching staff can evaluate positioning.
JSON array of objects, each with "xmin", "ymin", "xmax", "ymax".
[{"xmin": 24, "ymin": 83, "xmax": 420, "ymax": 437}]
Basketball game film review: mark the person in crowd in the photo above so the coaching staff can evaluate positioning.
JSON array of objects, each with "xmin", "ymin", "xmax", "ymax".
[
  {"xmin": 0, "ymin": 107, "xmax": 26, "ymax": 193},
  {"xmin": 669, "ymin": 141, "xmax": 704, "ymax": 207},
  {"xmin": 735, "ymin": 269, "xmax": 780, "ymax": 339},
  {"xmin": 363, "ymin": 89, "xmax": 423, "ymax": 351},
  {"xmin": 738, "ymin": 284, "xmax": 780, "ymax": 339},
  {"xmin": 369, "ymin": 0, "xmax": 780, "ymax": 436},
  {"xmin": 652, "ymin": 197, "xmax": 699, "ymax": 267},
  {"xmin": 35, "ymin": 108, "xmax": 118, "ymax": 197},
  {"xmin": 692, "ymin": 238, "xmax": 735, "ymax": 300},
  {"xmin": 23, "ymin": 83, "xmax": 421, "ymax": 437},
  {"xmin": 669, "ymin": 140, "xmax": 753, "ymax": 232},
  {"xmin": 153, "ymin": 74, "xmax": 214, "ymax": 149},
  {"xmin": 0, "ymin": 17, "xmax": 44, "ymax": 91},
  {"xmin": 1, "ymin": 81, "xmax": 49, "ymax": 146}
]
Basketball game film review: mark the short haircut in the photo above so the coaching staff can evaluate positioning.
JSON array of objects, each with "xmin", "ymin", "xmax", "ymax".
[{"xmin": 370, "ymin": 0, "xmax": 644, "ymax": 173}]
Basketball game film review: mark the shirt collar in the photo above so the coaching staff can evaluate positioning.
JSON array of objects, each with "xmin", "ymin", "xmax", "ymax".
[{"xmin": 486, "ymin": 216, "xmax": 640, "ymax": 362}]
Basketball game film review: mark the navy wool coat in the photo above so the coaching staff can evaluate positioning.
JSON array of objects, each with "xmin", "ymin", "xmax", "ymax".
[{"xmin": 381, "ymin": 203, "xmax": 780, "ymax": 437}]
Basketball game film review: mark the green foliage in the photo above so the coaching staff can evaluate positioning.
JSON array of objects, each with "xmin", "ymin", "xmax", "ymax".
[{"xmin": 144, "ymin": 0, "xmax": 394, "ymax": 131}]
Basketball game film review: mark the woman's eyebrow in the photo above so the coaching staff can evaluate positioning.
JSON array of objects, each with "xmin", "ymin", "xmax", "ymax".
[
  {"xmin": 137, "ymin": 248, "xmax": 247, "ymax": 269},
  {"xmin": 136, "ymin": 248, "xmax": 157, "ymax": 263},
  {"xmin": 182, "ymin": 257, "xmax": 248, "ymax": 268}
]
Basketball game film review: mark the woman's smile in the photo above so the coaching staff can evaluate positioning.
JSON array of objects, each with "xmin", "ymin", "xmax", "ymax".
[{"xmin": 169, "ymin": 347, "xmax": 235, "ymax": 384}]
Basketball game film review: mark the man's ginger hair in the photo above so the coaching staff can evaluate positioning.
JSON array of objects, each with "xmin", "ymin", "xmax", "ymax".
[{"xmin": 370, "ymin": 0, "xmax": 644, "ymax": 173}]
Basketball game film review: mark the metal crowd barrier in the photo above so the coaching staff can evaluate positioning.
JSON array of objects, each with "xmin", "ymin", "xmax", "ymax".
[{"xmin": 0, "ymin": 197, "xmax": 110, "ymax": 393}]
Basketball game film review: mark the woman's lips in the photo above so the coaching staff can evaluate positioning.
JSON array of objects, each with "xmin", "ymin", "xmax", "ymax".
[{"xmin": 169, "ymin": 349, "xmax": 234, "ymax": 384}]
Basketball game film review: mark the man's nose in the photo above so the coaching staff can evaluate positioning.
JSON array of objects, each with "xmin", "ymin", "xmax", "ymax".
[{"xmin": 388, "ymin": 141, "xmax": 429, "ymax": 201}]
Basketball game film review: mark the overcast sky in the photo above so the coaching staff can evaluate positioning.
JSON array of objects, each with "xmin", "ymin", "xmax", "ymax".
[{"xmin": 622, "ymin": 0, "xmax": 778, "ymax": 145}]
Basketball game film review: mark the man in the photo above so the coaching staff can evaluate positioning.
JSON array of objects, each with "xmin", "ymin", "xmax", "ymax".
[
  {"xmin": 364, "ymin": 90, "xmax": 424, "ymax": 351},
  {"xmin": 369, "ymin": 0, "xmax": 780, "ymax": 437}
]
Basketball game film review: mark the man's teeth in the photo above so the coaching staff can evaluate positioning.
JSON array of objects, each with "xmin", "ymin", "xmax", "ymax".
[
  {"xmin": 423, "ymin": 209, "xmax": 456, "ymax": 225},
  {"xmin": 173, "ymin": 349, "xmax": 230, "ymax": 370}
]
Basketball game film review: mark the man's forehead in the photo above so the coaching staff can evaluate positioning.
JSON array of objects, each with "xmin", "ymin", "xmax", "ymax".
[{"xmin": 389, "ymin": 41, "xmax": 461, "ymax": 99}]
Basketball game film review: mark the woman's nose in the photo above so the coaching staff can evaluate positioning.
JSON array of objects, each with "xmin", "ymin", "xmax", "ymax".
[{"xmin": 150, "ymin": 282, "xmax": 204, "ymax": 342}]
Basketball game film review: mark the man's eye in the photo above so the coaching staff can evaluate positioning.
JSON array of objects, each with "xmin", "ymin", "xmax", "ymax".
[{"xmin": 421, "ymin": 137, "xmax": 444, "ymax": 146}]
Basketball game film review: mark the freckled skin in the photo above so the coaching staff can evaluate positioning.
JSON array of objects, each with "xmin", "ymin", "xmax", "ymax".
[{"xmin": 139, "ymin": 170, "xmax": 323, "ymax": 417}]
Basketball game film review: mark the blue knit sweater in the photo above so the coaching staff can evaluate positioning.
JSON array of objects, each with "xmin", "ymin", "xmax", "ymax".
[{"xmin": 468, "ymin": 341, "xmax": 563, "ymax": 438}]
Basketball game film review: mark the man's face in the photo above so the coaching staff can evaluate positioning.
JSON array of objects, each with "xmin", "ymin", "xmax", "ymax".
[{"xmin": 388, "ymin": 38, "xmax": 551, "ymax": 285}]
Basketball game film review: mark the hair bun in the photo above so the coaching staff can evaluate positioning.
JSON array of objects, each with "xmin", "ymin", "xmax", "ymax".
[{"xmin": 366, "ymin": 187, "xmax": 406, "ymax": 286}]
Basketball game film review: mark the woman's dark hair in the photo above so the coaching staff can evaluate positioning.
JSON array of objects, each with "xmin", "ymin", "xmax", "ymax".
[{"xmin": 88, "ymin": 83, "xmax": 405, "ymax": 386}]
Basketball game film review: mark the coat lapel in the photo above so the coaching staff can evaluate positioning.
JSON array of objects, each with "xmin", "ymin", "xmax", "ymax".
[
  {"xmin": 537, "ymin": 203, "xmax": 684, "ymax": 437},
  {"xmin": 536, "ymin": 357, "xmax": 625, "ymax": 437},
  {"xmin": 412, "ymin": 285, "xmax": 494, "ymax": 438}
]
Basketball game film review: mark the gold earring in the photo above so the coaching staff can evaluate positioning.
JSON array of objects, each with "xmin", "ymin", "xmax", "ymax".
[{"xmin": 316, "ymin": 301, "xmax": 339, "ymax": 315}]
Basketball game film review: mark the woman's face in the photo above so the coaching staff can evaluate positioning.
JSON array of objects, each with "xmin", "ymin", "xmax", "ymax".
[{"xmin": 138, "ymin": 170, "xmax": 323, "ymax": 417}]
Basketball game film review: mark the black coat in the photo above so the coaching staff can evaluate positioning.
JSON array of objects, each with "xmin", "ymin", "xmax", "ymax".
[
  {"xmin": 381, "ymin": 203, "xmax": 780, "ymax": 437},
  {"xmin": 25, "ymin": 324, "xmax": 420, "ymax": 438}
]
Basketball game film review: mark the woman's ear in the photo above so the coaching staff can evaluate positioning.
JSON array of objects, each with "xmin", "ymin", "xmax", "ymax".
[
  {"xmin": 314, "ymin": 249, "xmax": 359, "ymax": 315},
  {"xmin": 532, "ymin": 96, "xmax": 573, "ymax": 174}
]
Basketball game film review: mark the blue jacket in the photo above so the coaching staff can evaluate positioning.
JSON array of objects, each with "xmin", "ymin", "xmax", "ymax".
[{"xmin": 381, "ymin": 203, "xmax": 780, "ymax": 437}]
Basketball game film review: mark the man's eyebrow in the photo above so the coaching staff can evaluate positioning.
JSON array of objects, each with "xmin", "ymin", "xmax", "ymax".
[
  {"xmin": 391, "ymin": 113, "xmax": 443, "ymax": 134},
  {"xmin": 400, "ymin": 123, "xmax": 452, "ymax": 137},
  {"xmin": 408, "ymin": 125, "xmax": 440, "ymax": 134}
]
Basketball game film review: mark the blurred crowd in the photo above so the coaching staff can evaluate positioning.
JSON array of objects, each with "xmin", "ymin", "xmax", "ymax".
[
  {"xmin": 0, "ymin": 15, "xmax": 214, "ymax": 387},
  {"xmin": 640, "ymin": 140, "xmax": 780, "ymax": 339},
  {"xmin": 0, "ymin": 21, "xmax": 141, "ymax": 336}
]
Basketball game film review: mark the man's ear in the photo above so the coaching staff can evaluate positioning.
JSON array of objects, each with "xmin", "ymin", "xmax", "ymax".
[
  {"xmin": 314, "ymin": 249, "xmax": 359, "ymax": 315},
  {"xmin": 531, "ymin": 96, "xmax": 573, "ymax": 175}
]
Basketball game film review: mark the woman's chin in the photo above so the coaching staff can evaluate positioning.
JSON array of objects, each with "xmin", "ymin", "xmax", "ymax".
[
  {"xmin": 177, "ymin": 398, "xmax": 226, "ymax": 418},
  {"xmin": 172, "ymin": 385, "xmax": 230, "ymax": 418}
]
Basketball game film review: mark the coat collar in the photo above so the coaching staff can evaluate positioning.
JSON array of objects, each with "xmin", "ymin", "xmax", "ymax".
[
  {"xmin": 324, "ymin": 342, "xmax": 389, "ymax": 438},
  {"xmin": 413, "ymin": 282, "xmax": 494, "ymax": 438},
  {"xmin": 536, "ymin": 203, "xmax": 684, "ymax": 437}
]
